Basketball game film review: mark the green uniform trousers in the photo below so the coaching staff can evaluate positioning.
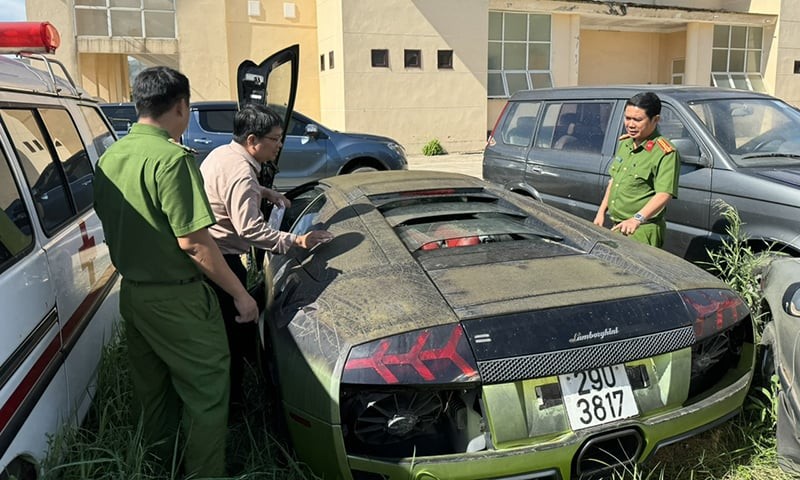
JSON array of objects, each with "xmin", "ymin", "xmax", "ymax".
[
  {"xmin": 120, "ymin": 279, "xmax": 230, "ymax": 477},
  {"xmin": 622, "ymin": 218, "xmax": 666, "ymax": 248}
]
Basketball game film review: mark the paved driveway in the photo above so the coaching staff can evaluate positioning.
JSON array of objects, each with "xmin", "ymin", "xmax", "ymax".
[{"xmin": 406, "ymin": 151, "xmax": 483, "ymax": 179}]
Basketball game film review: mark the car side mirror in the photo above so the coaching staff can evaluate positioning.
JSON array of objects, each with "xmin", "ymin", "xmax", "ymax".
[
  {"xmin": 672, "ymin": 138, "xmax": 709, "ymax": 167},
  {"xmin": 305, "ymin": 124, "xmax": 319, "ymax": 140}
]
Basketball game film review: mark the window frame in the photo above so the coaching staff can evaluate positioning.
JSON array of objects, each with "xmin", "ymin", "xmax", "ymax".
[
  {"xmin": 437, "ymin": 49, "xmax": 453, "ymax": 70},
  {"xmin": 371, "ymin": 49, "xmax": 389, "ymax": 68},
  {"xmin": 710, "ymin": 25, "xmax": 765, "ymax": 92},
  {"xmin": 488, "ymin": 11, "xmax": 553, "ymax": 98},
  {"xmin": 74, "ymin": 0, "xmax": 177, "ymax": 39},
  {"xmin": 404, "ymin": 49, "xmax": 422, "ymax": 69}
]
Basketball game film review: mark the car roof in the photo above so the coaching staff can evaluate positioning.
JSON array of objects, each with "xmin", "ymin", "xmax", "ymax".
[
  {"xmin": 509, "ymin": 85, "xmax": 778, "ymax": 103},
  {"xmin": 0, "ymin": 56, "xmax": 92, "ymax": 100}
]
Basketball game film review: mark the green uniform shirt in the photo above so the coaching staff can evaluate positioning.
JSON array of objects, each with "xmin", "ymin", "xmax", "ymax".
[
  {"xmin": 608, "ymin": 130, "xmax": 680, "ymax": 223},
  {"xmin": 93, "ymin": 123, "xmax": 215, "ymax": 283}
]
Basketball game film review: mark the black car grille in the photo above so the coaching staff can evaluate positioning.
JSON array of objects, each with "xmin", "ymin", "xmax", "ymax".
[{"xmin": 477, "ymin": 326, "xmax": 695, "ymax": 384}]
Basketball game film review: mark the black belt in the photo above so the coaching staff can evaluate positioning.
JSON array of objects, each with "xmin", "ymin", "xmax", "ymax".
[{"xmin": 123, "ymin": 275, "xmax": 203, "ymax": 286}]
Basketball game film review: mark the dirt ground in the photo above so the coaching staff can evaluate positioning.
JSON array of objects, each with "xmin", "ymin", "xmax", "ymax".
[{"xmin": 405, "ymin": 150, "xmax": 484, "ymax": 179}]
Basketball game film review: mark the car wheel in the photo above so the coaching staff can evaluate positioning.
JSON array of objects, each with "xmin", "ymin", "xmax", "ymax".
[{"xmin": 348, "ymin": 166, "xmax": 378, "ymax": 174}]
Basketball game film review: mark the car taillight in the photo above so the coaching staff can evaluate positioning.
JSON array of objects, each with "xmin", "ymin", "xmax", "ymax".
[
  {"xmin": 486, "ymin": 101, "xmax": 510, "ymax": 147},
  {"xmin": 682, "ymin": 289, "xmax": 753, "ymax": 400},
  {"xmin": 0, "ymin": 22, "xmax": 60, "ymax": 54},
  {"xmin": 342, "ymin": 324, "xmax": 480, "ymax": 385},
  {"xmin": 681, "ymin": 289, "xmax": 750, "ymax": 340}
]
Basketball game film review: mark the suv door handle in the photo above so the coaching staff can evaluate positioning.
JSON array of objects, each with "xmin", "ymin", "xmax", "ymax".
[
  {"xmin": 192, "ymin": 138, "xmax": 212, "ymax": 145},
  {"xmin": 530, "ymin": 166, "xmax": 543, "ymax": 174}
]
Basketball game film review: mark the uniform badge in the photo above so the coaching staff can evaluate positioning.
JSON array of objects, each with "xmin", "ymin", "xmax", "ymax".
[{"xmin": 645, "ymin": 140, "xmax": 655, "ymax": 152}]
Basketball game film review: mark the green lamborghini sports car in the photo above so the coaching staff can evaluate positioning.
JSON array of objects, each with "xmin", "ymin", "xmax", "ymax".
[{"xmin": 260, "ymin": 170, "xmax": 754, "ymax": 480}]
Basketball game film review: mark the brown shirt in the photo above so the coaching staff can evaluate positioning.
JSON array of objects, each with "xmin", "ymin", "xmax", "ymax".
[{"xmin": 200, "ymin": 141, "xmax": 296, "ymax": 255}]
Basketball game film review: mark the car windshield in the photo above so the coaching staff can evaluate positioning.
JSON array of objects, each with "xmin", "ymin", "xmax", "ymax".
[{"xmin": 688, "ymin": 97, "xmax": 800, "ymax": 167}]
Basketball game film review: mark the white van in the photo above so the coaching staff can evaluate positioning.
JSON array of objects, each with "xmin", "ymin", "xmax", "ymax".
[{"xmin": 0, "ymin": 22, "xmax": 120, "ymax": 478}]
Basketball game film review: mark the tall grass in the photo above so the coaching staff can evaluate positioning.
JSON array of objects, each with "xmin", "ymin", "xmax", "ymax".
[{"xmin": 41, "ymin": 325, "xmax": 317, "ymax": 480}]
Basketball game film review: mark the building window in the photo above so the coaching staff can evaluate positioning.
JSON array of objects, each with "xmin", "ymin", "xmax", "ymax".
[
  {"xmin": 320, "ymin": 54, "xmax": 325, "ymax": 71},
  {"xmin": 404, "ymin": 49, "xmax": 421, "ymax": 68},
  {"xmin": 74, "ymin": 0, "xmax": 176, "ymax": 39},
  {"xmin": 488, "ymin": 11, "xmax": 552, "ymax": 98},
  {"xmin": 372, "ymin": 49, "xmax": 389, "ymax": 68},
  {"xmin": 329, "ymin": 51, "xmax": 334, "ymax": 69},
  {"xmin": 671, "ymin": 58, "xmax": 685, "ymax": 85},
  {"xmin": 438, "ymin": 50, "xmax": 453, "ymax": 69},
  {"xmin": 711, "ymin": 25, "xmax": 765, "ymax": 92}
]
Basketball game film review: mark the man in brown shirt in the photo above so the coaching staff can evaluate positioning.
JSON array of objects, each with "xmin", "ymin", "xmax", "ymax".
[{"xmin": 200, "ymin": 103, "xmax": 333, "ymax": 407}]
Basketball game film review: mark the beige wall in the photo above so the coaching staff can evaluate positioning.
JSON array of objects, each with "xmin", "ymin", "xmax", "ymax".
[
  {"xmin": 317, "ymin": 0, "xmax": 346, "ymax": 128},
  {"xmin": 579, "ymin": 30, "xmax": 661, "ymax": 85},
  {"xmin": 25, "ymin": 0, "xmax": 79, "ymax": 80},
  {"xmin": 774, "ymin": 1, "xmax": 800, "ymax": 105},
  {"xmin": 223, "ymin": 0, "xmax": 321, "ymax": 116},
  {"xmin": 79, "ymin": 54, "xmax": 130, "ymax": 101},
  {"xmin": 338, "ymin": 0, "xmax": 489, "ymax": 152}
]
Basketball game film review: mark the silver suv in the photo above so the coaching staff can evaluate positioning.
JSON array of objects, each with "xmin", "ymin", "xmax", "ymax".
[{"xmin": 483, "ymin": 86, "xmax": 800, "ymax": 261}]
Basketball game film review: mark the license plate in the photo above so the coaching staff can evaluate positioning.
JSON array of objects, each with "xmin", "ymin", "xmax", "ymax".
[{"xmin": 558, "ymin": 364, "xmax": 639, "ymax": 430}]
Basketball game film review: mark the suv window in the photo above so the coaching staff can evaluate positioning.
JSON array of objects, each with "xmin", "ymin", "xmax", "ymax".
[
  {"xmin": 0, "ymin": 149, "xmax": 33, "ymax": 272},
  {"xmin": 101, "ymin": 104, "xmax": 137, "ymax": 134},
  {"xmin": 536, "ymin": 101, "xmax": 612, "ymax": 153},
  {"xmin": 500, "ymin": 101, "xmax": 540, "ymax": 147},
  {"xmin": 198, "ymin": 109, "xmax": 235, "ymax": 133},
  {"xmin": 0, "ymin": 108, "xmax": 92, "ymax": 234}
]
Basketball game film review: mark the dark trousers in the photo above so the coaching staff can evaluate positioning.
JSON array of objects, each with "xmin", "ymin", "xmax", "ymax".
[{"xmin": 208, "ymin": 254, "xmax": 258, "ymax": 406}]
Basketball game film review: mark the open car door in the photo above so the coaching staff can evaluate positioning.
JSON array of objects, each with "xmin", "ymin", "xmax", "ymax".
[
  {"xmin": 237, "ymin": 44, "xmax": 299, "ymax": 190},
  {"xmin": 236, "ymin": 45, "xmax": 299, "ymax": 309}
]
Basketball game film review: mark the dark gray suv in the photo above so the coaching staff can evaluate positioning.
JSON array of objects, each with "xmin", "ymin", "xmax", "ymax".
[{"xmin": 483, "ymin": 86, "xmax": 800, "ymax": 261}]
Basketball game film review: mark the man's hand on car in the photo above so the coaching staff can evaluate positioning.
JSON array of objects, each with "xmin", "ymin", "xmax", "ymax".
[{"xmin": 296, "ymin": 230, "xmax": 334, "ymax": 249}]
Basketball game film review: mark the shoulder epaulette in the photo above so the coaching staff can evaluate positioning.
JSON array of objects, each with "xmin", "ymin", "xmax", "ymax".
[
  {"xmin": 656, "ymin": 138, "xmax": 674, "ymax": 154},
  {"xmin": 168, "ymin": 138, "xmax": 198, "ymax": 155},
  {"xmin": 618, "ymin": 133, "xmax": 631, "ymax": 141}
]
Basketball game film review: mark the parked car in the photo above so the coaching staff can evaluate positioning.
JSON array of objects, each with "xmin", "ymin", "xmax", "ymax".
[
  {"xmin": 483, "ymin": 86, "xmax": 800, "ymax": 262},
  {"xmin": 759, "ymin": 257, "xmax": 800, "ymax": 475},
  {"xmin": 0, "ymin": 22, "xmax": 120, "ymax": 477},
  {"xmin": 184, "ymin": 101, "xmax": 408, "ymax": 190},
  {"xmin": 99, "ymin": 102, "xmax": 136, "ymax": 138},
  {"xmin": 261, "ymin": 169, "xmax": 755, "ymax": 480}
]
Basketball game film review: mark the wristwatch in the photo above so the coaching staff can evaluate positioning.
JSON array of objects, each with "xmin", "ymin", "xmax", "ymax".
[{"xmin": 633, "ymin": 212, "xmax": 646, "ymax": 223}]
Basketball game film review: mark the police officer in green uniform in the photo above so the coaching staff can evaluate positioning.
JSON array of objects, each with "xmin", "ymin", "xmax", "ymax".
[
  {"xmin": 93, "ymin": 66, "xmax": 258, "ymax": 477},
  {"xmin": 594, "ymin": 92, "xmax": 680, "ymax": 248}
]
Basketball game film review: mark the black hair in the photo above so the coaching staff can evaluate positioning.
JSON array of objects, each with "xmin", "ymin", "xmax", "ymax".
[
  {"xmin": 625, "ymin": 91, "xmax": 662, "ymax": 118},
  {"xmin": 132, "ymin": 66, "xmax": 190, "ymax": 119},
  {"xmin": 233, "ymin": 104, "xmax": 283, "ymax": 144}
]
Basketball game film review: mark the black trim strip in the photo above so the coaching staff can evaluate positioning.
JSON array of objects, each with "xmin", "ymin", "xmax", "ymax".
[{"xmin": 0, "ymin": 309, "xmax": 58, "ymax": 392}]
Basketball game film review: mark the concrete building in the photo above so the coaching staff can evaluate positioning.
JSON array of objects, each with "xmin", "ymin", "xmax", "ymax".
[{"xmin": 24, "ymin": 0, "xmax": 798, "ymax": 152}]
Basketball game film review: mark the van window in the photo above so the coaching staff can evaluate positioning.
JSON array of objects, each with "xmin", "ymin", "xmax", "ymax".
[
  {"xmin": 81, "ymin": 105, "xmax": 115, "ymax": 157},
  {"xmin": 500, "ymin": 101, "xmax": 540, "ymax": 147},
  {"xmin": 536, "ymin": 101, "xmax": 612, "ymax": 153},
  {"xmin": 0, "ymin": 150, "xmax": 33, "ymax": 272},
  {"xmin": 40, "ymin": 109, "xmax": 94, "ymax": 213},
  {"xmin": 0, "ymin": 108, "xmax": 87, "ymax": 235}
]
